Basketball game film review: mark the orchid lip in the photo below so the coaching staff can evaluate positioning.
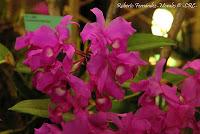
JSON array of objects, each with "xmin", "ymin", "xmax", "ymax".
[
  {"xmin": 55, "ymin": 88, "xmax": 66, "ymax": 96},
  {"xmin": 46, "ymin": 48, "xmax": 54, "ymax": 57},
  {"xmin": 116, "ymin": 65, "xmax": 125, "ymax": 76},
  {"xmin": 112, "ymin": 41, "xmax": 120, "ymax": 49},
  {"xmin": 97, "ymin": 98, "xmax": 106, "ymax": 104}
]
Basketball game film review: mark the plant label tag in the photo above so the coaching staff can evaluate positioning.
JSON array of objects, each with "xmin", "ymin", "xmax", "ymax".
[{"xmin": 24, "ymin": 14, "xmax": 62, "ymax": 31}]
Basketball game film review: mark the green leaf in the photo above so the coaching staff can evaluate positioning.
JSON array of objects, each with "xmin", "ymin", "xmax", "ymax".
[
  {"xmin": 162, "ymin": 72, "xmax": 186, "ymax": 84},
  {"xmin": 122, "ymin": 81, "xmax": 130, "ymax": 88},
  {"xmin": 12, "ymin": 72, "xmax": 44, "ymax": 99},
  {"xmin": 111, "ymin": 101, "xmax": 124, "ymax": 112},
  {"xmin": 0, "ymin": 43, "xmax": 15, "ymax": 65},
  {"xmin": 128, "ymin": 33, "xmax": 176, "ymax": 51},
  {"xmin": 15, "ymin": 60, "xmax": 31, "ymax": 73},
  {"xmin": 63, "ymin": 113, "xmax": 74, "ymax": 122},
  {"xmin": 9, "ymin": 99, "xmax": 50, "ymax": 118}
]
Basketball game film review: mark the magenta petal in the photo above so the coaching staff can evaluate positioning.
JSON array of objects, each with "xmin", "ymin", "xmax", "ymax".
[
  {"xmin": 154, "ymin": 59, "xmax": 166, "ymax": 82},
  {"xmin": 15, "ymin": 35, "xmax": 30, "ymax": 50},
  {"xmin": 138, "ymin": 93, "xmax": 155, "ymax": 106},
  {"xmin": 80, "ymin": 22, "xmax": 98, "ymax": 43},
  {"xmin": 56, "ymin": 24, "xmax": 69, "ymax": 44},
  {"xmin": 131, "ymin": 80, "xmax": 149, "ymax": 92},
  {"xmin": 80, "ymin": 8, "xmax": 107, "ymax": 52},
  {"xmin": 30, "ymin": 26, "xmax": 57, "ymax": 48},
  {"xmin": 148, "ymin": 80, "xmax": 162, "ymax": 95},
  {"xmin": 62, "ymin": 45, "xmax": 75, "ymax": 59},
  {"xmin": 116, "ymin": 66, "xmax": 133, "ymax": 83},
  {"xmin": 105, "ymin": 77, "xmax": 124, "ymax": 99},
  {"xmin": 89, "ymin": 112, "xmax": 108, "ymax": 127},
  {"xmin": 80, "ymin": 22, "xmax": 107, "ymax": 53},
  {"xmin": 117, "ymin": 52, "xmax": 147, "ymax": 66},
  {"xmin": 62, "ymin": 116, "xmax": 89, "ymax": 134},
  {"xmin": 133, "ymin": 105, "xmax": 165, "ymax": 133},
  {"xmin": 97, "ymin": 65, "xmax": 108, "ymax": 92},
  {"xmin": 56, "ymin": 15, "xmax": 73, "ymax": 44},
  {"xmin": 183, "ymin": 59, "xmax": 200, "ymax": 71},
  {"xmin": 24, "ymin": 49, "xmax": 43, "ymax": 70},
  {"xmin": 63, "ymin": 56, "xmax": 73, "ymax": 74},
  {"xmin": 131, "ymin": 119, "xmax": 151, "ymax": 133},
  {"xmin": 161, "ymin": 85, "xmax": 179, "ymax": 104},
  {"xmin": 135, "ymin": 105, "xmax": 164, "ymax": 118},
  {"xmin": 27, "ymin": 49, "xmax": 43, "ymax": 57},
  {"xmin": 87, "ymin": 54, "xmax": 105, "ymax": 75},
  {"xmin": 96, "ymin": 96, "xmax": 112, "ymax": 111},
  {"xmin": 164, "ymin": 128, "xmax": 180, "ymax": 134},
  {"xmin": 107, "ymin": 17, "xmax": 136, "ymax": 40},
  {"xmin": 111, "ymin": 40, "xmax": 127, "ymax": 53},
  {"xmin": 33, "ymin": 72, "xmax": 54, "ymax": 91},
  {"xmin": 165, "ymin": 105, "xmax": 195, "ymax": 128},
  {"xmin": 24, "ymin": 48, "xmax": 55, "ymax": 70},
  {"xmin": 181, "ymin": 77, "xmax": 200, "ymax": 106},
  {"xmin": 68, "ymin": 75, "xmax": 91, "ymax": 99},
  {"xmin": 167, "ymin": 68, "xmax": 190, "ymax": 76},
  {"xmin": 91, "ymin": 8, "xmax": 105, "ymax": 27},
  {"xmin": 34, "ymin": 123, "xmax": 61, "ymax": 134},
  {"xmin": 59, "ymin": 15, "xmax": 73, "ymax": 25}
]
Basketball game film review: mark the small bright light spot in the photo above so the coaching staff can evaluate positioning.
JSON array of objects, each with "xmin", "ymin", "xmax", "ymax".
[
  {"xmin": 167, "ymin": 57, "xmax": 177, "ymax": 67},
  {"xmin": 149, "ymin": 57, "xmax": 156, "ymax": 65},
  {"xmin": 151, "ymin": 8, "xmax": 174, "ymax": 37},
  {"xmin": 154, "ymin": 54, "xmax": 160, "ymax": 61},
  {"xmin": 149, "ymin": 54, "xmax": 160, "ymax": 65}
]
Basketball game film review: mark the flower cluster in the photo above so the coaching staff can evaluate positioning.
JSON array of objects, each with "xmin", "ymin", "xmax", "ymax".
[
  {"xmin": 82, "ymin": 8, "xmax": 146, "ymax": 111},
  {"xmin": 15, "ymin": 8, "xmax": 200, "ymax": 134},
  {"xmin": 34, "ymin": 59, "xmax": 200, "ymax": 134},
  {"xmin": 15, "ymin": 15, "xmax": 91, "ymax": 123}
]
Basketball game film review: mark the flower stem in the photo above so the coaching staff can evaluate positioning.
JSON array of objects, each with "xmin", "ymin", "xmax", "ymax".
[
  {"xmin": 73, "ymin": 57, "xmax": 85, "ymax": 64},
  {"xmin": 160, "ymin": 0, "xmax": 188, "ymax": 61},
  {"xmin": 75, "ymin": 49, "xmax": 86, "ymax": 57}
]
